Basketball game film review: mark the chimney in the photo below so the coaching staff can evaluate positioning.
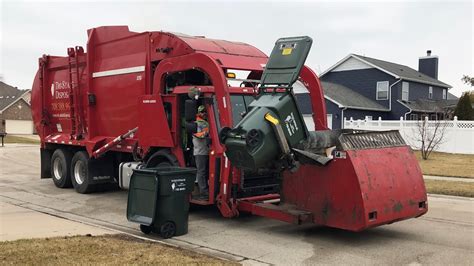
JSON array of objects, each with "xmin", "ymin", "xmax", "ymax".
[{"xmin": 418, "ymin": 50, "xmax": 438, "ymax": 79}]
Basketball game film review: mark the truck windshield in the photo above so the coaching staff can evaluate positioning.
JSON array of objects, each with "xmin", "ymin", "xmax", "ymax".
[{"xmin": 230, "ymin": 95, "xmax": 255, "ymax": 126}]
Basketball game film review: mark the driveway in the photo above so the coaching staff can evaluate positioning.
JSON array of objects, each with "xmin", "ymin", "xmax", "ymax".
[{"xmin": 1, "ymin": 144, "xmax": 473, "ymax": 265}]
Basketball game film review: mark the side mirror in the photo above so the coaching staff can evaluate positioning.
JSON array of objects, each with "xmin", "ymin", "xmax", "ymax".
[
  {"xmin": 186, "ymin": 122, "xmax": 197, "ymax": 134},
  {"xmin": 219, "ymin": 127, "xmax": 231, "ymax": 144},
  {"xmin": 185, "ymin": 99, "xmax": 196, "ymax": 122}
]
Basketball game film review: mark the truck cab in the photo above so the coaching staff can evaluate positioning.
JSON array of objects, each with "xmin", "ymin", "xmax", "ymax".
[{"xmin": 145, "ymin": 70, "xmax": 287, "ymax": 207}]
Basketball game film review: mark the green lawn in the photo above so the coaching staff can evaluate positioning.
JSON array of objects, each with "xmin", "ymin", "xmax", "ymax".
[
  {"xmin": 3, "ymin": 135, "xmax": 40, "ymax": 144},
  {"xmin": 424, "ymin": 179, "xmax": 474, "ymax": 197},
  {"xmin": 0, "ymin": 234, "xmax": 234, "ymax": 265},
  {"xmin": 415, "ymin": 151, "xmax": 474, "ymax": 178}
]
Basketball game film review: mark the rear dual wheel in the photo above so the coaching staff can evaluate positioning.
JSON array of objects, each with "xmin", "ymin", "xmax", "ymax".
[
  {"xmin": 51, "ymin": 149, "xmax": 73, "ymax": 188},
  {"xmin": 50, "ymin": 149, "xmax": 105, "ymax": 194},
  {"xmin": 71, "ymin": 151, "xmax": 95, "ymax": 194}
]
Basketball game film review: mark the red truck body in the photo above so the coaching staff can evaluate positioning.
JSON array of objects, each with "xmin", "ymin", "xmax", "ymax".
[{"xmin": 31, "ymin": 26, "xmax": 427, "ymax": 231}]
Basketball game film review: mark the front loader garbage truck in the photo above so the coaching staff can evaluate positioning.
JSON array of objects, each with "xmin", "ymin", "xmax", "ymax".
[{"xmin": 31, "ymin": 26, "xmax": 427, "ymax": 231}]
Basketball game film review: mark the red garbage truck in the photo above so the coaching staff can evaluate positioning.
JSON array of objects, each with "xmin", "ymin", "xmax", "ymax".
[{"xmin": 31, "ymin": 26, "xmax": 427, "ymax": 231}]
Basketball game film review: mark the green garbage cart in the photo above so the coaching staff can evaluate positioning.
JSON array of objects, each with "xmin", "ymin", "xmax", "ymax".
[
  {"xmin": 126, "ymin": 167, "xmax": 196, "ymax": 238},
  {"xmin": 221, "ymin": 36, "xmax": 313, "ymax": 171}
]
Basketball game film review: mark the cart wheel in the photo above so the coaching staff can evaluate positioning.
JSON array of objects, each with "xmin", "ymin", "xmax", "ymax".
[
  {"xmin": 159, "ymin": 221, "xmax": 176, "ymax": 239},
  {"xmin": 140, "ymin": 224, "xmax": 152, "ymax": 235}
]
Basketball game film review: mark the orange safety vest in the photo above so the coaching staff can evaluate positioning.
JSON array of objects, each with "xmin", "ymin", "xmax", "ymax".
[{"xmin": 193, "ymin": 115, "xmax": 209, "ymax": 139}]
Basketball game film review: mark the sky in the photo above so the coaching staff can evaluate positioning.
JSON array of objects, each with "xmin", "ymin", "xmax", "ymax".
[{"xmin": 0, "ymin": 0, "xmax": 472, "ymax": 96}]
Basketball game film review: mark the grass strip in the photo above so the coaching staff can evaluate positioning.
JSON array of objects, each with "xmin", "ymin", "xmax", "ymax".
[
  {"xmin": 3, "ymin": 135, "xmax": 40, "ymax": 144},
  {"xmin": 0, "ymin": 234, "xmax": 236, "ymax": 265},
  {"xmin": 425, "ymin": 179, "xmax": 474, "ymax": 197},
  {"xmin": 415, "ymin": 151, "xmax": 474, "ymax": 178}
]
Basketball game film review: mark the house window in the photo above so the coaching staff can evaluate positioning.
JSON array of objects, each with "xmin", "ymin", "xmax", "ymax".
[
  {"xmin": 402, "ymin": 82, "xmax": 409, "ymax": 101},
  {"xmin": 430, "ymin": 114, "xmax": 437, "ymax": 120},
  {"xmin": 376, "ymin": 81, "xmax": 389, "ymax": 100},
  {"xmin": 410, "ymin": 114, "xmax": 418, "ymax": 120},
  {"xmin": 429, "ymin": 86, "xmax": 433, "ymax": 99},
  {"xmin": 443, "ymin": 89, "xmax": 447, "ymax": 99}
]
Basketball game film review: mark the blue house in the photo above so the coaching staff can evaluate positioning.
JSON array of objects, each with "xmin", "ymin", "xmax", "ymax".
[{"xmin": 296, "ymin": 51, "xmax": 454, "ymax": 129}]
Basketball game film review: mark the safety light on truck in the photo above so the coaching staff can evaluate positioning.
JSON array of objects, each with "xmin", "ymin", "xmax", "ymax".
[{"xmin": 226, "ymin": 72, "xmax": 236, "ymax": 79}]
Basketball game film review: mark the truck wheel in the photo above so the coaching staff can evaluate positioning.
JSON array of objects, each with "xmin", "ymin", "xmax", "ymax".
[
  {"xmin": 159, "ymin": 221, "xmax": 176, "ymax": 239},
  {"xmin": 71, "ymin": 151, "xmax": 95, "ymax": 194},
  {"xmin": 146, "ymin": 150, "xmax": 179, "ymax": 168},
  {"xmin": 157, "ymin": 161, "xmax": 172, "ymax": 167},
  {"xmin": 51, "ymin": 149, "xmax": 73, "ymax": 188}
]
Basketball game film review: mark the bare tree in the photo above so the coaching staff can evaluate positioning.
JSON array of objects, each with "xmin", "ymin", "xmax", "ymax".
[
  {"xmin": 412, "ymin": 117, "xmax": 448, "ymax": 160},
  {"xmin": 461, "ymin": 75, "xmax": 474, "ymax": 86}
]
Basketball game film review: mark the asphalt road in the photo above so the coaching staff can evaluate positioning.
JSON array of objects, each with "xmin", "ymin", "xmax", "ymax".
[{"xmin": 1, "ymin": 145, "xmax": 473, "ymax": 265}]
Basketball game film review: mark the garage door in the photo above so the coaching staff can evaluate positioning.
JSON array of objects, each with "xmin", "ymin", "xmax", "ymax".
[
  {"xmin": 5, "ymin": 120, "xmax": 34, "ymax": 134},
  {"xmin": 326, "ymin": 114, "xmax": 333, "ymax": 129}
]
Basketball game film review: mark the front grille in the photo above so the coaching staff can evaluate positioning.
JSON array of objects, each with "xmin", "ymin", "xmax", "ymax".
[{"xmin": 339, "ymin": 130, "xmax": 406, "ymax": 150}]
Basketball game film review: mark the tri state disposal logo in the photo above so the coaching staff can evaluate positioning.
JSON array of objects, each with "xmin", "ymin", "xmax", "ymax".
[
  {"xmin": 50, "ymin": 81, "xmax": 71, "ymax": 99},
  {"xmin": 284, "ymin": 112, "xmax": 299, "ymax": 136},
  {"xmin": 170, "ymin": 178, "xmax": 186, "ymax": 192}
]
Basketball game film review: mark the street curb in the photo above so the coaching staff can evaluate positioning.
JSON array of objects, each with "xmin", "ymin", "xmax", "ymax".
[
  {"xmin": 0, "ymin": 195, "xmax": 267, "ymax": 265},
  {"xmin": 424, "ymin": 176, "xmax": 474, "ymax": 183},
  {"xmin": 424, "ymin": 174, "xmax": 473, "ymax": 180},
  {"xmin": 428, "ymin": 194, "xmax": 474, "ymax": 201}
]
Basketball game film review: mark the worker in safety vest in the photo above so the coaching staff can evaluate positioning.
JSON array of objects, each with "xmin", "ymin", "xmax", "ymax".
[{"xmin": 193, "ymin": 105, "xmax": 210, "ymax": 198}]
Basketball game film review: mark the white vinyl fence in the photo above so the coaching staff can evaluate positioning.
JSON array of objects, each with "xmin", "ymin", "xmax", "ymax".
[{"xmin": 343, "ymin": 117, "xmax": 474, "ymax": 154}]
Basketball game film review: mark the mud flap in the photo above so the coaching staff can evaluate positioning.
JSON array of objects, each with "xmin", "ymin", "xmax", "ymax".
[
  {"xmin": 88, "ymin": 153, "xmax": 116, "ymax": 184},
  {"xmin": 40, "ymin": 148, "xmax": 52, "ymax": 179}
]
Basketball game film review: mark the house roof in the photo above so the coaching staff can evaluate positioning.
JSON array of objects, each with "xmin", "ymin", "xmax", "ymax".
[
  {"xmin": 447, "ymin": 92, "xmax": 459, "ymax": 100},
  {"xmin": 294, "ymin": 81, "xmax": 389, "ymax": 113},
  {"xmin": 398, "ymin": 99, "xmax": 457, "ymax": 113},
  {"xmin": 321, "ymin": 81, "xmax": 389, "ymax": 112},
  {"xmin": 320, "ymin": 54, "xmax": 451, "ymax": 88},
  {"xmin": 0, "ymin": 81, "xmax": 30, "ymax": 112}
]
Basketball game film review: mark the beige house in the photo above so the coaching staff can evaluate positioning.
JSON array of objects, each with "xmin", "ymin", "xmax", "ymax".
[{"xmin": 0, "ymin": 82, "xmax": 33, "ymax": 134}]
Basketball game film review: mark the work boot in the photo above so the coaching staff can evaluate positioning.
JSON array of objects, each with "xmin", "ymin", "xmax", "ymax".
[
  {"xmin": 192, "ymin": 192, "xmax": 208, "ymax": 201},
  {"xmin": 191, "ymin": 183, "xmax": 200, "ymax": 196},
  {"xmin": 198, "ymin": 192, "xmax": 209, "ymax": 200}
]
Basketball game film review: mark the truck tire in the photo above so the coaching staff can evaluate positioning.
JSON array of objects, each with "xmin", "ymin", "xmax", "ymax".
[
  {"xmin": 50, "ymin": 149, "xmax": 73, "ymax": 188},
  {"xmin": 146, "ymin": 150, "xmax": 179, "ymax": 168},
  {"xmin": 71, "ymin": 151, "xmax": 95, "ymax": 194}
]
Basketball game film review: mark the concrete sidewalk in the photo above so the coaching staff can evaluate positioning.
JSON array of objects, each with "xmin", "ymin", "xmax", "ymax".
[
  {"xmin": 0, "ymin": 201, "xmax": 112, "ymax": 241},
  {"xmin": 424, "ymin": 175, "xmax": 474, "ymax": 183}
]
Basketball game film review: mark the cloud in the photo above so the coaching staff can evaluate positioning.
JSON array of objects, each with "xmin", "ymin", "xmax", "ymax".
[{"xmin": 0, "ymin": 0, "xmax": 471, "ymax": 95}]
